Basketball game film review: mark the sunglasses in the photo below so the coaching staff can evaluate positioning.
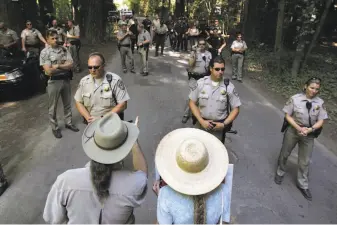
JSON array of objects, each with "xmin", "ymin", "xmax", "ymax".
[
  {"xmin": 88, "ymin": 65, "xmax": 101, "ymax": 70},
  {"xmin": 26, "ymin": 23, "xmax": 32, "ymax": 25},
  {"xmin": 198, "ymin": 43, "xmax": 206, "ymax": 45},
  {"xmin": 214, "ymin": 67, "xmax": 225, "ymax": 71},
  {"xmin": 49, "ymin": 37, "xmax": 57, "ymax": 40},
  {"xmin": 310, "ymin": 77, "xmax": 321, "ymax": 82}
]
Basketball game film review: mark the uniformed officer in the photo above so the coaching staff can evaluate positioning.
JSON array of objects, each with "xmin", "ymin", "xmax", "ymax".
[
  {"xmin": 137, "ymin": 24, "xmax": 151, "ymax": 76},
  {"xmin": 65, "ymin": 20, "xmax": 81, "ymax": 72},
  {"xmin": 230, "ymin": 32, "xmax": 247, "ymax": 82},
  {"xmin": 275, "ymin": 77, "xmax": 328, "ymax": 201},
  {"xmin": 0, "ymin": 162, "xmax": 8, "ymax": 197},
  {"xmin": 207, "ymin": 28, "xmax": 226, "ymax": 60},
  {"xmin": 74, "ymin": 52, "xmax": 130, "ymax": 123},
  {"xmin": 49, "ymin": 19, "xmax": 65, "ymax": 45},
  {"xmin": 142, "ymin": 15, "xmax": 152, "ymax": 33},
  {"xmin": 0, "ymin": 22, "xmax": 19, "ymax": 53},
  {"xmin": 21, "ymin": 20, "xmax": 48, "ymax": 55},
  {"xmin": 40, "ymin": 30, "xmax": 79, "ymax": 138},
  {"xmin": 182, "ymin": 39, "xmax": 212, "ymax": 124},
  {"xmin": 189, "ymin": 57, "xmax": 241, "ymax": 140},
  {"xmin": 117, "ymin": 22, "xmax": 135, "ymax": 73},
  {"xmin": 118, "ymin": 15, "xmax": 128, "ymax": 28},
  {"xmin": 154, "ymin": 19, "xmax": 168, "ymax": 56}
]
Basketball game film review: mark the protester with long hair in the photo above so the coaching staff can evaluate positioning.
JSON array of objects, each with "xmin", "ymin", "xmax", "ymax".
[
  {"xmin": 155, "ymin": 128, "xmax": 233, "ymax": 224},
  {"xmin": 43, "ymin": 113, "xmax": 148, "ymax": 223}
]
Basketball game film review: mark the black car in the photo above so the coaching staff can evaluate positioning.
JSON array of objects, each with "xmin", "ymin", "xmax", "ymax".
[{"xmin": 0, "ymin": 49, "xmax": 46, "ymax": 101}]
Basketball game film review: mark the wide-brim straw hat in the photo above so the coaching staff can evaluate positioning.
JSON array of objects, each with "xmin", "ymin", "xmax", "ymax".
[
  {"xmin": 155, "ymin": 128, "xmax": 229, "ymax": 195},
  {"xmin": 82, "ymin": 112, "xmax": 139, "ymax": 164}
]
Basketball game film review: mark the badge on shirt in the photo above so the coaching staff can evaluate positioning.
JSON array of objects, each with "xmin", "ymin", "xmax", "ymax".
[
  {"xmin": 104, "ymin": 85, "xmax": 110, "ymax": 92},
  {"xmin": 201, "ymin": 90, "xmax": 205, "ymax": 94},
  {"xmin": 220, "ymin": 90, "xmax": 227, "ymax": 95},
  {"xmin": 314, "ymin": 105, "xmax": 320, "ymax": 110}
]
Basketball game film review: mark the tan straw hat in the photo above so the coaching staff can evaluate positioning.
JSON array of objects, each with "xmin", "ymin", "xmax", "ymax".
[
  {"xmin": 155, "ymin": 128, "xmax": 229, "ymax": 195},
  {"xmin": 82, "ymin": 112, "xmax": 139, "ymax": 164}
]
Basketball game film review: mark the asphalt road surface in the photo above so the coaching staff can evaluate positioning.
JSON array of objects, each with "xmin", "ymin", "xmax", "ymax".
[{"xmin": 0, "ymin": 43, "xmax": 336, "ymax": 224}]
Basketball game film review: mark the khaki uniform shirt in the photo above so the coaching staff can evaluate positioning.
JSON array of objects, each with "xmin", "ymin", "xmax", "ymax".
[
  {"xmin": 191, "ymin": 50, "xmax": 212, "ymax": 74},
  {"xmin": 137, "ymin": 30, "xmax": 151, "ymax": 45},
  {"xmin": 155, "ymin": 24, "xmax": 168, "ymax": 34},
  {"xmin": 117, "ymin": 30, "xmax": 131, "ymax": 45},
  {"xmin": 153, "ymin": 19, "xmax": 160, "ymax": 29},
  {"xmin": 283, "ymin": 93, "xmax": 328, "ymax": 127},
  {"xmin": 43, "ymin": 164, "xmax": 147, "ymax": 224},
  {"xmin": 21, "ymin": 28, "xmax": 41, "ymax": 45},
  {"xmin": 231, "ymin": 40, "xmax": 247, "ymax": 50},
  {"xmin": 189, "ymin": 76, "xmax": 242, "ymax": 121},
  {"xmin": 118, "ymin": 19, "xmax": 128, "ymax": 27},
  {"xmin": 49, "ymin": 26, "xmax": 65, "ymax": 43},
  {"xmin": 67, "ymin": 25, "xmax": 80, "ymax": 42},
  {"xmin": 74, "ymin": 72, "xmax": 130, "ymax": 118},
  {"xmin": 0, "ymin": 28, "xmax": 19, "ymax": 46},
  {"xmin": 40, "ymin": 46, "xmax": 73, "ymax": 66}
]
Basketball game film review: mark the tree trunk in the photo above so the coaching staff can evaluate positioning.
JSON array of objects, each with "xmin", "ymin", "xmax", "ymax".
[
  {"xmin": 242, "ymin": 0, "xmax": 249, "ymax": 34},
  {"xmin": 274, "ymin": 0, "xmax": 285, "ymax": 76},
  {"xmin": 85, "ymin": 0, "xmax": 104, "ymax": 44},
  {"xmin": 22, "ymin": 0, "xmax": 39, "ymax": 25},
  {"xmin": 174, "ymin": 0, "xmax": 185, "ymax": 17},
  {"xmin": 0, "ymin": 0, "xmax": 24, "ymax": 33},
  {"xmin": 302, "ymin": 0, "xmax": 333, "ymax": 67},
  {"xmin": 291, "ymin": 39, "xmax": 305, "ymax": 76}
]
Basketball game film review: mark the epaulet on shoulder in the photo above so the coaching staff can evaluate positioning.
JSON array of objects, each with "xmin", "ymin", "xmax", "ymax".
[
  {"xmin": 293, "ymin": 93, "xmax": 303, "ymax": 98},
  {"xmin": 80, "ymin": 75, "xmax": 90, "ymax": 82}
]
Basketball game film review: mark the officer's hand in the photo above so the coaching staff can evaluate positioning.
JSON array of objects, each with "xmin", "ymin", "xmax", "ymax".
[
  {"xmin": 87, "ymin": 116, "xmax": 95, "ymax": 123},
  {"xmin": 212, "ymin": 122, "xmax": 225, "ymax": 131},
  {"xmin": 200, "ymin": 120, "xmax": 215, "ymax": 131},
  {"xmin": 22, "ymin": 47, "xmax": 27, "ymax": 52}
]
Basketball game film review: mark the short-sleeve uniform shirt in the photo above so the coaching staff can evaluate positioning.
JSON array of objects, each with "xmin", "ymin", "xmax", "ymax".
[
  {"xmin": 40, "ymin": 46, "xmax": 73, "ymax": 67},
  {"xmin": 0, "ymin": 28, "xmax": 19, "ymax": 46},
  {"xmin": 74, "ymin": 72, "xmax": 130, "ymax": 118},
  {"xmin": 282, "ymin": 93, "xmax": 328, "ymax": 127},
  {"xmin": 21, "ymin": 28, "xmax": 41, "ymax": 45},
  {"xmin": 189, "ymin": 76, "xmax": 241, "ymax": 121},
  {"xmin": 137, "ymin": 30, "xmax": 151, "ymax": 45}
]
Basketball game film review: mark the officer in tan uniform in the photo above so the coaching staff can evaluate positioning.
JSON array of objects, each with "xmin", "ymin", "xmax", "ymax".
[
  {"xmin": 275, "ymin": 77, "xmax": 328, "ymax": 201},
  {"xmin": 74, "ymin": 52, "xmax": 130, "ymax": 124},
  {"xmin": 49, "ymin": 19, "xmax": 65, "ymax": 45},
  {"xmin": 21, "ymin": 20, "xmax": 47, "ymax": 55},
  {"xmin": 65, "ymin": 20, "xmax": 81, "ymax": 72},
  {"xmin": 0, "ymin": 22, "xmax": 19, "ymax": 52},
  {"xmin": 189, "ymin": 57, "xmax": 241, "ymax": 141},
  {"xmin": 137, "ymin": 24, "xmax": 151, "ymax": 76},
  {"xmin": 153, "ymin": 19, "xmax": 168, "ymax": 56},
  {"xmin": 117, "ymin": 22, "xmax": 135, "ymax": 73},
  {"xmin": 182, "ymin": 39, "xmax": 212, "ymax": 124},
  {"xmin": 40, "ymin": 30, "xmax": 79, "ymax": 139}
]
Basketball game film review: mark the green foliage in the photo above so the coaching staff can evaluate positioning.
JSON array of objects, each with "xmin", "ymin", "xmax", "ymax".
[{"xmin": 53, "ymin": 0, "xmax": 72, "ymax": 21}]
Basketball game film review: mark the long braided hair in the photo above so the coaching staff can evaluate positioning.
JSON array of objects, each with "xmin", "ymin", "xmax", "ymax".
[
  {"xmin": 90, "ymin": 160, "xmax": 114, "ymax": 203},
  {"xmin": 193, "ymin": 194, "xmax": 207, "ymax": 224}
]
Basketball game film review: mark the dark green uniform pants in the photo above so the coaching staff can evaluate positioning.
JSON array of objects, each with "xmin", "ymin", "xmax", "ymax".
[{"xmin": 276, "ymin": 126, "xmax": 314, "ymax": 189}]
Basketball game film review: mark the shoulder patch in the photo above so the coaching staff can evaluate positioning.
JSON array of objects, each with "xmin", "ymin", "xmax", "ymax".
[
  {"xmin": 233, "ymin": 88, "xmax": 239, "ymax": 97},
  {"xmin": 191, "ymin": 82, "xmax": 198, "ymax": 91},
  {"xmin": 285, "ymin": 97, "xmax": 293, "ymax": 106},
  {"xmin": 117, "ymin": 79, "xmax": 126, "ymax": 90}
]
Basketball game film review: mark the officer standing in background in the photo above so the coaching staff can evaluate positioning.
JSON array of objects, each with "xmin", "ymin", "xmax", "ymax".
[
  {"xmin": 129, "ymin": 18, "xmax": 139, "ymax": 54},
  {"xmin": 154, "ymin": 19, "xmax": 168, "ymax": 56},
  {"xmin": 152, "ymin": 14, "xmax": 160, "ymax": 46},
  {"xmin": 137, "ymin": 24, "xmax": 151, "ymax": 76},
  {"xmin": 207, "ymin": 28, "xmax": 226, "ymax": 60},
  {"xmin": 231, "ymin": 31, "xmax": 247, "ymax": 82},
  {"xmin": 40, "ymin": 30, "xmax": 79, "ymax": 138},
  {"xmin": 21, "ymin": 20, "xmax": 48, "ymax": 55},
  {"xmin": 275, "ymin": 78, "xmax": 328, "ymax": 201},
  {"xmin": 182, "ymin": 38, "xmax": 212, "ymax": 124},
  {"xmin": 166, "ymin": 15, "xmax": 176, "ymax": 49},
  {"xmin": 0, "ymin": 22, "xmax": 19, "ymax": 52},
  {"xmin": 49, "ymin": 19, "xmax": 65, "ymax": 45},
  {"xmin": 74, "ymin": 52, "xmax": 130, "ymax": 123},
  {"xmin": 142, "ymin": 15, "xmax": 152, "ymax": 33},
  {"xmin": 189, "ymin": 57, "xmax": 241, "ymax": 141},
  {"xmin": 117, "ymin": 22, "xmax": 135, "ymax": 73},
  {"xmin": 65, "ymin": 20, "xmax": 81, "ymax": 73}
]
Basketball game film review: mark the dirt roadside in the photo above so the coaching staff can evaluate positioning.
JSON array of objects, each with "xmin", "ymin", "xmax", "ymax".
[{"xmin": 0, "ymin": 40, "xmax": 118, "ymax": 177}]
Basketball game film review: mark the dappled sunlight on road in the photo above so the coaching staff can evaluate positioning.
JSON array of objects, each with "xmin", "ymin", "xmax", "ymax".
[{"xmin": 0, "ymin": 102, "xmax": 17, "ymax": 110}]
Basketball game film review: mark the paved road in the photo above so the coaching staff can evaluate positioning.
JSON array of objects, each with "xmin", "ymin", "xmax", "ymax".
[{"xmin": 0, "ymin": 43, "xmax": 337, "ymax": 224}]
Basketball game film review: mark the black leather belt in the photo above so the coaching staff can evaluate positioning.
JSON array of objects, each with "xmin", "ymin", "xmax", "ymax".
[
  {"xmin": 50, "ymin": 75, "xmax": 70, "ymax": 81},
  {"xmin": 120, "ymin": 44, "xmax": 131, "ymax": 47}
]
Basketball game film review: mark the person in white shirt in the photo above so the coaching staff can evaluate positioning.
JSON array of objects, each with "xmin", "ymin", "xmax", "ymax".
[{"xmin": 230, "ymin": 32, "xmax": 247, "ymax": 82}]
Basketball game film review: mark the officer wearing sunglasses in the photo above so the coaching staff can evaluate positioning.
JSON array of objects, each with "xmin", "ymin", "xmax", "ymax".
[
  {"xmin": 275, "ymin": 77, "xmax": 328, "ymax": 201},
  {"xmin": 74, "ymin": 52, "xmax": 130, "ymax": 124},
  {"xmin": 189, "ymin": 56, "xmax": 241, "ymax": 141}
]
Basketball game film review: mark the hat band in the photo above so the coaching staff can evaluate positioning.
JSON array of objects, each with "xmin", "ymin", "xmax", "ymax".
[{"xmin": 94, "ymin": 125, "xmax": 129, "ymax": 150}]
